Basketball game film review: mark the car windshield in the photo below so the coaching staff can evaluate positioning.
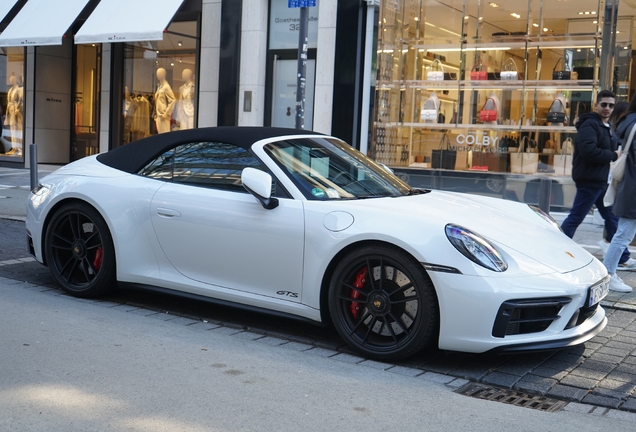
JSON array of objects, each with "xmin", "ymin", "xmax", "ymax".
[{"xmin": 264, "ymin": 137, "xmax": 413, "ymax": 200}]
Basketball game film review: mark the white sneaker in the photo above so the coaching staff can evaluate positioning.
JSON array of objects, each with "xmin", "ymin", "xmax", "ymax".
[
  {"xmin": 597, "ymin": 240, "xmax": 609, "ymax": 258},
  {"xmin": 618, "ymin": 258, "xmax": 636, "ymax": 270},
  {"xmin": 609, "ymin": 274, "xmax": 633, "ymax": 293}
]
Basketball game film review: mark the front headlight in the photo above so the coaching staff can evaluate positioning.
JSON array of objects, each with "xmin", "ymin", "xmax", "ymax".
[
  {"xmin": 529, "ymin": 205, "xmax": 563, "ymax": 233},
  {"xmin": 445, "ymin": 224, "xmax": 508, "ymax": 272}
]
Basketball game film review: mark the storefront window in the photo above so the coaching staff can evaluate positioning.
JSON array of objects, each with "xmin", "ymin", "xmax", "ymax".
[
  {"xmin": 373, "ymin": 0, "xmax": 623, "ymax": 211},
  {"xmin": 0, "ymin": 48, "xmax": 25, "ymax": 161},
  {"xmin": 72, "ymin": 44, "xmax": 101, "ymax": 161},
  {"xmin": 121, "ymin": 20, "xmax": 198, "ymax": 145}
]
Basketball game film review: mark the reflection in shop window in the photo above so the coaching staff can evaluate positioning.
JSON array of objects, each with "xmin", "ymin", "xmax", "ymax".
[
  {"xmin": 122, "ymin": 20, "xmax": 198, "ymax": 146},
  {"xmin": 0, "ymin": 48, "xmax": 25, "ymax": 160}
]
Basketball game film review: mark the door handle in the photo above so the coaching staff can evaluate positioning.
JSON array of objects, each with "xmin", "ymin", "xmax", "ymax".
[{"xmin": 156, "ymin": 207, "xmax": 181, "ymax": 218}]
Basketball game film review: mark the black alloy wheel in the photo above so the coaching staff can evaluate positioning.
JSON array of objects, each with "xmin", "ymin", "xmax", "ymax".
[
  {"xmin": 44, "ymin": 203, "xmax": 116, "ymax": 298},
  {"xmin": 328, "ymin": 245, "xmax": 439, "ymax": 361}
]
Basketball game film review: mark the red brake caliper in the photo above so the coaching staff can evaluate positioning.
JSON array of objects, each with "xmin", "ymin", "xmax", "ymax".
[
  {"xmin": 93, "ymin": 247, "xmax": 103, "ymax": 272},
  {"xmin": 350, "ymin": 267, "xmax": 368, "ymax": 319}
]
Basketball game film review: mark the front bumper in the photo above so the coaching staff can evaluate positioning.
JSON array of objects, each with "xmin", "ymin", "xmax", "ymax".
[
  {"xmin": 429, "ymin": 258, "xmax": 609, "ymax": 353},
  {"xmin": 487, "ymin": 314, "xmax": 607, "ymax": 354}
]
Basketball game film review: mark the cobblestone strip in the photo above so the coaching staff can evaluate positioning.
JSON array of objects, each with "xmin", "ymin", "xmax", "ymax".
[{"xmin": 2, "ymin": 274, "xmax": 636, "ymax": 422}]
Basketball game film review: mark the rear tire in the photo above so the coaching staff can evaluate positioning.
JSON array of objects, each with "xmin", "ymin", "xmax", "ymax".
[
  {"xmin": 328, "ymin": 245, "xmax": 439, "ymax": 361},
  {"xmin": 44, "ymin": 203, "xmax": 116, "ymax": 298}
]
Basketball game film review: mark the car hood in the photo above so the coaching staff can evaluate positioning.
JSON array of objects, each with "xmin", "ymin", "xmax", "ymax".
[{"xmin": 352, "ymin": 191, "xmax": 593, "ymax": 274}]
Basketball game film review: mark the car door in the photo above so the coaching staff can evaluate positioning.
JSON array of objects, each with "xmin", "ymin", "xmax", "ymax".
[{"xmin": 147, "ymin": 141, "xmax": 305, "ymax": 302}]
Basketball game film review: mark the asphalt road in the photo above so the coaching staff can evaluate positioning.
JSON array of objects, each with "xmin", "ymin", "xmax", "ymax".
[
  {"xmin": 2, "ymin": 216, "xmax": 636, "ymax": 420},
  {"xmin": 2, "ymin": 276, "xmax": 636, "ymax": 431}
]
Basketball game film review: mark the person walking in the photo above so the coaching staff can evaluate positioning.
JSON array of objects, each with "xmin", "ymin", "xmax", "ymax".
[
  {"xmin": 560, "ymin": 90, "xmax": 636, "ymax": 270},
  {"xmin": 603, "ymin": 97, "xmax": 636, "ymax": 292}
]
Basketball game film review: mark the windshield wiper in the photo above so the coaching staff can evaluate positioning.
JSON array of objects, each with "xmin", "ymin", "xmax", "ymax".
[{"xmin": 406, "ymin": 188, "xmax": 430, "ymax": 196}]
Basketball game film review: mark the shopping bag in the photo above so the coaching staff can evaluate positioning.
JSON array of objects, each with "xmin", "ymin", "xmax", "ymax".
[
  {"xmin": 553, "ymin": 138, "xmax": 573, "ymax": 176},
  {"xmin": 431, "ymin": 134, "xmax": 457, "ymax": 169},
  {"xmin": 510, "ymin": 137, "xmax": 539, "ymax": 174}
]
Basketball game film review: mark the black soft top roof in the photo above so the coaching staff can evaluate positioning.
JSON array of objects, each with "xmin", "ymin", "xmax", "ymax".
[{"xmin": 96, "ymin": 126, "xmax": 324, "ymax": 174}]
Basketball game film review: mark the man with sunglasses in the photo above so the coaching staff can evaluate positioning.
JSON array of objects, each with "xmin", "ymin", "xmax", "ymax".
[{"xmin": 561, "ymin": 90, "xmax": 636, "ymax": 278}]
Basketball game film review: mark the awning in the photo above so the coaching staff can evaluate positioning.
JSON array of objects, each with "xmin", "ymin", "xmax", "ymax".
[
  {"xmin": 0, "ymin": 0, "xmax": 20, "ymax": 23},
  {"xmin": 0, "ymin": 0, "xmax": 90, "ymax": 47},
  {"xmin": 74, "ymin": 0, "xmax": 185, "ymax": 44}
]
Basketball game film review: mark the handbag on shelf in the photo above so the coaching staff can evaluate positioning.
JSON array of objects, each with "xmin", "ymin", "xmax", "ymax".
[
  {"xmin": 553, "ymin": 138, "xmax": 574, "ymax": 176},
  {"xmin": 427, "ymin": 59, "xmax": 444, "ymax": 81},
  {"xmin": 470, "ymin": 58, "xmax": 488, "ymax": 80},
  {"xmin": 552, "ymin": 56, "xmax": 578, "ymax": 80},
  {"xmin": 479, "ymin": 97, "xmax": 498, "ymax": 122},
  {"xmin": 604, "ymin": 124, "xmax": 636, "ymax": 206},
  {"xmin": 431, "ymin": 134, "xmax": 457, "ymax": 170},
  {"xmin": 420, "ymin": 96, "xmax": 439, "ymax": 123},
  {"xmin": 500, "ymin": 58, "xmax": 519, "ymax": 81},
  {"xmin": 449, "ymin": 100, "xmax": 458, "ymax": 124},
  {"xmin": 546, "ymin": 98, "xmax": 567, "ymax": 124},
  {"xmin": 573, "ymin": 102, "xmax": 586, "ymax": 124},
  {"xmin": 510, "ymin": 136, "xmax": 539, "ymax": 174}
]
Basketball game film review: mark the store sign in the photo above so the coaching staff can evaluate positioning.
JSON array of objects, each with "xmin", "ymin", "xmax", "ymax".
[
  {"xmin": 288, "ymin": 0, "xmax": 316, "ymax": 7},
  {"xmin": 456, "ymin": 134, "xmax": 499, "ymax": 146},
  {"xmin": 270, "ymin": 0, "xmax": 319, "ymax": 50}
]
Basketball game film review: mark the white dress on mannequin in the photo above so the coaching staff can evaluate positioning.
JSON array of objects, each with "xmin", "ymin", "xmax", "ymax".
[{"xmin": 154, "ymin": 68, "xmax": 176, "ymax": 134}]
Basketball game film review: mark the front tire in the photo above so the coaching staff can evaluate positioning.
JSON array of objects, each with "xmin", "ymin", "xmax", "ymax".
[
  {"xmin": 328, "ymin": 245, "xmax": 439, "ymax": 361},
  {"xmin": 44, "ymin": 203, "xmax": 116, "ymax": 298}
]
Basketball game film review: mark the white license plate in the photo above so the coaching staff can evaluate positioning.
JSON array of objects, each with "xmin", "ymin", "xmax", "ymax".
[{"xmin": 587, "ymin": 277, "xmax": 610, "ymax": 307}]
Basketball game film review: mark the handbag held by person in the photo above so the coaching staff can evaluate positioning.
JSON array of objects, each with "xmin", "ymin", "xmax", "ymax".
[{"xmin": 604, "ymin": 124, "xmax": 636, "ymax": 206}]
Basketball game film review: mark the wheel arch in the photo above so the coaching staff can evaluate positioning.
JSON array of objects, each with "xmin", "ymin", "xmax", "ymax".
[
  {"xmin": 40, "ymin": 198, "xmax": 112, "ymax": 267},
  {"xmin": 318, "ymin": 239, "xmax": 439, "ymax": 324}
]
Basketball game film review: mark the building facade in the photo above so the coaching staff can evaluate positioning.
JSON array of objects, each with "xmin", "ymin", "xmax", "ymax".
[{"xmin": 0, "ymin": 0, "xmax": 633, "ymax": 212}]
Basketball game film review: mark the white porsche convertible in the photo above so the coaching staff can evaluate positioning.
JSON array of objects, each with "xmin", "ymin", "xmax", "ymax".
[{"xmin": 26, "ymin": 127, "xmax": 609, "ymax": 360}]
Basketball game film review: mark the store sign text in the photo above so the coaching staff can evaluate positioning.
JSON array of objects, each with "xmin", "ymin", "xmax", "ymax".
[{"xmin": 455, "ymin": 134, "xmax": 499, "ymax": 146}]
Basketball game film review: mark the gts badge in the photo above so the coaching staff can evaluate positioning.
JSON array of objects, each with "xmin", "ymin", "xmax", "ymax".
[{"xmin": 277, "ymin": 291, "xmax": 298, "ymax": 298}]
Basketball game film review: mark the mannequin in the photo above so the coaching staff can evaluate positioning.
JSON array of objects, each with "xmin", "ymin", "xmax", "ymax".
[
  {"xmin": 154, "ymin": 68, "xmax": 176, "ymax": 134},
  {"xmin": 4, "ymin": 75, "xmax": 23, "ymax": 155},
  {"xmin": 177, "ymin": 68, "xmax": 195, "ymax": 130}
]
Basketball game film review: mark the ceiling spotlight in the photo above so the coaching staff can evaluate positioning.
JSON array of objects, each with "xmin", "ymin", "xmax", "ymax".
[
  {"xmin": 543, "ymin": 28, "xmax": 548, "ymax": 32},
  {"xmin": 592, "ymin": 11, "xmax": 596, "ymax": 15},
  {"xmin": 593, "ymin": 20, "xmax": 598, "ymax": 24},
  {"xmin": 489, "ymin": 2, "xmax": 499, "ymax": 7},
  {"xmin": 170, "ymin": 62, "xmax": 174, "ymax": 66},
  {"xmin": 177, "ymin": 41, "xmax": 183, "ymax": 47},
  {"xmin": 584, "ymin": 11, "xmax": 590, "ymax": 15},
  {"xmin": 532, "ymin": 23, "xmax": 539, "ymax": 27},
  {"xmin": 510, "ymin": 13, "xmax": 521, "ymax": 19},
  {"xmin": 464, "ymin": 16, "xmax": 469, "ymax": 20},
  {"xmin": 579, "ymin": 12, "xmax": 583, "ymax": 15}
]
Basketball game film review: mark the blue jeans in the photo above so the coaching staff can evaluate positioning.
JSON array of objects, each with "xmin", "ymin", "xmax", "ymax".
[
  {"xmin": 561, "ymin": 185, "xmax": 630, "ymax": 263},
  {"xmin": 604, "ymin": 218, "xmax": 636, "ymax": 274}
]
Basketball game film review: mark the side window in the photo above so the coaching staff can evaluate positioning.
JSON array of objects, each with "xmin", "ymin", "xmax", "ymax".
[{"xmin": 139, "ymin": 141, "xmax": 286, "ymax": 196}]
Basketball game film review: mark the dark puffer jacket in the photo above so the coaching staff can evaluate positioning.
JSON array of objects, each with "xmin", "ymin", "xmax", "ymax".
[
  {"xmin": 572, "ymin": 112, "xmax": 618, "ymax": 188},
  {"xmin": 612, "ymin": 113, "xmax": 636, "ymax": 219}
]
